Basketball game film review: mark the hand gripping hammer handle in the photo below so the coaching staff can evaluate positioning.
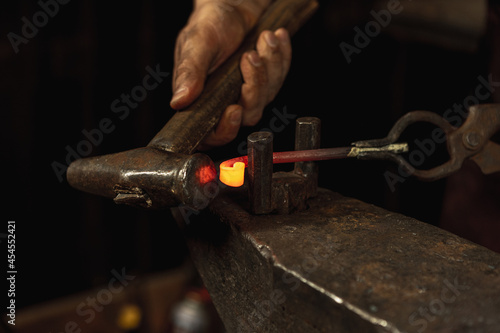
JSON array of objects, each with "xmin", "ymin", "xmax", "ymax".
[
  {"xmin": 67, "ymin": 0, "xmax": 319, "ymax": 210},
  {"xmin": 149, "ymin": 0, "xmax": 319, "ymax": 154}
]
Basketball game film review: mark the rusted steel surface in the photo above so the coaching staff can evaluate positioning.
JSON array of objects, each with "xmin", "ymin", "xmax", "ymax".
[
  {"xmin": 178, "ymin": 188, "xmax": 500, "ymax": 333},
  {"xmin": 270, "ymin": 171, "xmax": 315, "ymax": 215}
]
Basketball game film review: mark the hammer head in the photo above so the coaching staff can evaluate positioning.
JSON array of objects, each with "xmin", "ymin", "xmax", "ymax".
[{"xmin": 67, "ymin": 147, "xmax": 217, "ymax": 210}]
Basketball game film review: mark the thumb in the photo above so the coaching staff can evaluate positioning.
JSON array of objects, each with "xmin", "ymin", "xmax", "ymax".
[{"xmin": 170, "ymin": 26, "xmax": 218, "ymax": 110}]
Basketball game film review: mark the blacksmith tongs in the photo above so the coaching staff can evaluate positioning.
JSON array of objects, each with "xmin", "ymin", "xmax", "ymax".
[{"xmin": 352, "ymin": 103, "xmax": 500, "ymax": 181}]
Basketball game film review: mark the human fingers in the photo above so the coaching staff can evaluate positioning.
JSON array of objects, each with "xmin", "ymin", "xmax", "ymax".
[
  {"xmin": 198, "ymin": 28, "xmax": 291, "ymax": 149},
  {"xmin": 170, "ymin": 24, "xmax": 219, "ymax": 110},
  {"xmin": 170, "ymin": 3, "xmax": 254, "ymax": 110},
  {"xmin": 197, "ymin": 104, "xmax": 243, "ymax": 150},
  {"xmin": 239, "ymin": 28, "xmax": 292, "ymax": 126}
]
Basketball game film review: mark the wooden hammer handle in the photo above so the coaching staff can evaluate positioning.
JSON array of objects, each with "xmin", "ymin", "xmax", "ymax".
[{"xmin": 148, "ymin": 0, "xmax": 318, "ymax": 154}]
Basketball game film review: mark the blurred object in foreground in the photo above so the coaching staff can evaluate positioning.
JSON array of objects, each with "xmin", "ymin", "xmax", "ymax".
[
  {"xmin": 117, "ymin": 303, "xmax": 142, "ymax": 332},
  {"xmin": 168, "ymin": 287, "xmax": 217, "ymax": 333}
]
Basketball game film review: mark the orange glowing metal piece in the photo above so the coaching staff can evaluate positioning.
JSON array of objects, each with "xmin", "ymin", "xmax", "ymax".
[
  {"xmin": 219, "ymin": 145, "xmax": 409, "ymax": 187},
  {"xmin": 219, "ymin": 147, "xmax": 357, "ymax": 187},
  {"xmin": 219, "ymin": 158, "xmax": 247, "ymax": 187}
]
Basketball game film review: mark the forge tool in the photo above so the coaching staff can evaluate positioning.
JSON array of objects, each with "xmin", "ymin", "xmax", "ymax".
[
  {"xmin": 219, "ymin": 143, "xmax": 409, "ymax": 187},
  {"xmin": 220, "ymin": 103, "xmax": 500, "ymax": 187},
  {"xmin": 66, "ymin": 0, "xmax": 319, "ymax": 210}
]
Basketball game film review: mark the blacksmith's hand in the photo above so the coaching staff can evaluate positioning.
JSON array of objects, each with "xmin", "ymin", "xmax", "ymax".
[{"xmin": 171, "ymin": 0, "xmax": 292, "ymax": 149}]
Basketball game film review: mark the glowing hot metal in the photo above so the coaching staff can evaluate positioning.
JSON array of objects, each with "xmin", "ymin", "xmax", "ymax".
[{"xmin": 219, "ymin": 143, "xmax": 409, "ymax": 187}]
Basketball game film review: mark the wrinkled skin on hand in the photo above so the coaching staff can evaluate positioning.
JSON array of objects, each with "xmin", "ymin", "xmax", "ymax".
[{"xmin": 171, "ymin": 0, "xmax": 292, "ymax": 149}]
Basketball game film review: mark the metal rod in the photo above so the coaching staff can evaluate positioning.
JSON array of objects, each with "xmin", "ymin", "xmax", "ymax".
[
  {"xmin": 219, "ymin": 144, "xmax": 408, "ymax": 187},
  {"xmin": 220, "ymin": 147, "xmax": 353, "ymax": 169},
  {"xmin": 294, "ymin": 117, "xmax": 321, "ymax": 196},
  {"xmin": 247, "ymin": 132, "xmax": 274, "ymax": 214}
]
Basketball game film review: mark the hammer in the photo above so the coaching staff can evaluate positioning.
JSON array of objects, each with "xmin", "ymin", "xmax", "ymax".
[{"xmin": 67, "ymin": 0, "xmax": 318, "ymax": 210}]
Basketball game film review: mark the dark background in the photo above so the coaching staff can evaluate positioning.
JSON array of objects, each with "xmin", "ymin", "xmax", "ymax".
[{"xmin": 1, "ymin": 0, "xmax": 497, "ymax": 316}]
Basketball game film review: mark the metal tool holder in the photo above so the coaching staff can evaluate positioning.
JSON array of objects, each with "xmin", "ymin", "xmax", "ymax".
[{"xmin": 247, "ymin": 117, "xmax": 321, "ymax": 215}]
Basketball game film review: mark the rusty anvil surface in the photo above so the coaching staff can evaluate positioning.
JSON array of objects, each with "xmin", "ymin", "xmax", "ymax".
[{"xmin": 176, "ymin": 188, "xmax": 500, "ymax": 333}]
